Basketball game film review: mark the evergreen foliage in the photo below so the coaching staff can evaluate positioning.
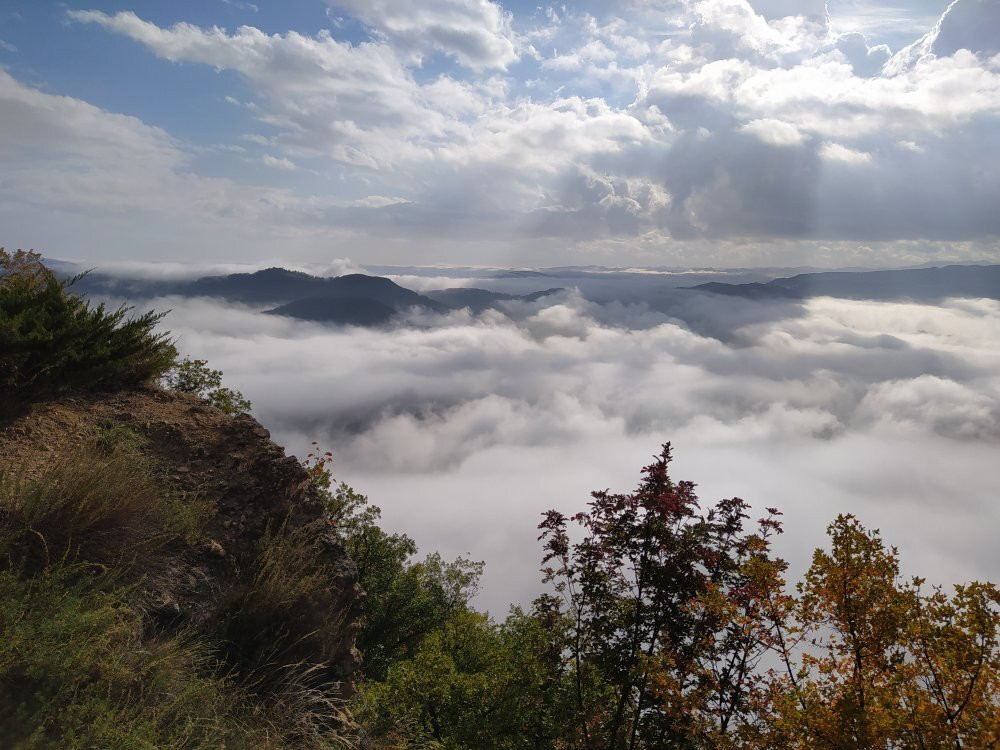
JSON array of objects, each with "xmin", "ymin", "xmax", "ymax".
[{"xmin": 0, "ymin": 249, "xmax": 176, "ymax": 415}]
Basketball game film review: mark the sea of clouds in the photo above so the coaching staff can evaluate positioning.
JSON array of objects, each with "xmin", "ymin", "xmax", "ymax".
[{"xmin": 140, "ymin": 283, "xmax": 1000, "ymax": 613}]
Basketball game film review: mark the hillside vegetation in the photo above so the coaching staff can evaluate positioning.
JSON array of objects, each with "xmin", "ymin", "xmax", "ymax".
[
  {"xmin": 1, "ymin": 250, "xmax": 362, "ymax": 748},
  {"xmin": 1, "ymin": 250, "xmax": 997, "ymax": 749}
]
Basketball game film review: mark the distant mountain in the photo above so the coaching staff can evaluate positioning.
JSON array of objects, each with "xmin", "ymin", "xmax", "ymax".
[
  {"xmin": 690, "ymin": 265, "xmax": 1000, "ymax": 302},
  {"xmin": 62, "ymin": 264, "xmax": 574, "ymax": 327},
  {"xmin": 320, "ymin": 274, "xmax": 451, "ymax": 314},
  {"xmin": 263, "ymin": 274, "xmax": 453, "ymax": 325},
  {"xmin": 265, "ymin": 296, "xmax": 397, "ymax": 326},
  {"xmin": 423, "ymin": 287, "xmax": 563, "ymax": 313},
  {"xmin": 72, "ymin": 267, "xmax": 450, "ymax": 309},
  {"xmin": 187, "ymin": 267, "xmax": 326, "ymax": 304}
]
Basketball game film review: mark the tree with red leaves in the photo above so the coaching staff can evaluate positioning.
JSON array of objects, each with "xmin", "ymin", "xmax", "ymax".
[{"xmin": 539, "ymin": 443, "xmax": 787, "ymax": 749}]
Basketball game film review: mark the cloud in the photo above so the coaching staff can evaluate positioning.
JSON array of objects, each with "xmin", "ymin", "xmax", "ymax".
[
  {"xmin": 325, "ymin": 0, "xmax": 519, "ymax": 70},
  {"xmin": 739, "ymin": 117, "xmax": 806, "ymax": 146},
  {"xmin": 819, "ymin": 141, "xmax": 873, "ymax": 165},
  {"xmin": 885, "ymin": 0, "xmax": 1000, "ymax": 74},
  {"xmin": 138, "ymin": 287, "xmax": 1000, "ymax": 612},
  {"xmin": 0, "ymin": 69, "xmax": 354, "ymax": 259},
  {"xmin": 262, "ymin": 154, "xmax": 296, "ymax": 171},
  {"xmin": 7, "ymin": 1, "xmax": 997, "ymax": 267}
]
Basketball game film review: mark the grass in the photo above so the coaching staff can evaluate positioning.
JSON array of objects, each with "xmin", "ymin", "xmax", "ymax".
[
  {"xmin": 0, "ymin": 566, "xmax": 243, "ymax": 749},
  {"xmin": 222, "ymin": 526, "xmax": 356, "ymax": 744},
  {"xmin": 1, "ymin": 443, "xmax": 178, "ymax": 575},
  {"xmin": 0, "ymin": 428, "xmax": 357, "ymax": 749}
]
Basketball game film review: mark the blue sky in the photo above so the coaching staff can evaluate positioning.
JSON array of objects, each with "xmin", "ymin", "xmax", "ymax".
[{"xmin": 1, "ymin": 0, "xmax": 997, "ymax": 268}]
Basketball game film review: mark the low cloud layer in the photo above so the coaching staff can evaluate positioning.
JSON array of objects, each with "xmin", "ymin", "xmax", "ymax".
[{"xmin": 147, "ymin": 290, "xmax": 1000, "ymax": 611}]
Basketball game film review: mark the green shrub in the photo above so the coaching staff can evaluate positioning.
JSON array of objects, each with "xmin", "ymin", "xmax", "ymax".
[
  {"xmin": 161, "ymin": 356, "xmax": 252, "ymax": 415},
  {"xmin": 0, "ymin": 249, "xmax": 176, "ymax": 414}
]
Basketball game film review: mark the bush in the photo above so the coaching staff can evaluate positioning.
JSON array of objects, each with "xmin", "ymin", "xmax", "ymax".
[
  {"xmin": 161, "ymin": 356, "xmax": 252, "ymax": 415},
  {"xmin": 0, "ymin": 249, "xmax": 176, "ymax": 414}
]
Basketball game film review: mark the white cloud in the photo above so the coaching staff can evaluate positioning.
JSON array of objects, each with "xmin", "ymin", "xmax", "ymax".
[
  {"xmin": 262, "ymin": 154, "xmax": 296, "ymax": 171},
  {"xmin": 68, "ymin": 10, "xmax": 477, "ymax": 169},
  {"xmin": 885, "ymin": 0, "xmax": 1000, "ymax": 75},
  {"xmin": 820, "ymin": 141, "xmax": 873, "ymax": 164},
  {"xmin": 4, "ymin": 1, "xmax": 995, "ymax": 266},
  {"xmin": 142, "ymin": 290, "xmax": 1000, "ymax": 612},
  {"xmin": 325, "ymin": 0, "xmax": 519, "ymax": 70},
  {"xmin": 0, "ymin": 69, "xmax": 359, "ymax": 260},
  {"xmin": 740, "ymin": 117, "xmax": 806, "ymax": 145}
]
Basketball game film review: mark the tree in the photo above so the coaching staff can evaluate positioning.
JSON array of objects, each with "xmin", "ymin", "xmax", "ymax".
[
  {"xmin": 763, "ymin": 515, "xmax": 1000, "ymax": 749},
  {"xmin": 538, "ymin": 443, "xmax": 787, "ymax": 749},
  {"xmin": 161, "ymin": 356, "xmax": 251, "ymax": 415},
  {"xmin": 314, "ymin": 473, "xmax": 484, "ymax": 683},
  {"xmin": 1, "ymin": 248, "xmax": 175, "ymax": 413}
]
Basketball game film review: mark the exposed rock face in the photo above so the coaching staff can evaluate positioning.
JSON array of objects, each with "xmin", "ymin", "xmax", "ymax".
[{"xmin": 0, "ymin": 386, "xmax": 363, "ymax": 698}]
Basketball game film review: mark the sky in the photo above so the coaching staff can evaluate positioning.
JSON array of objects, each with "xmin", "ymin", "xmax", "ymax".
[{"xmin": 1, "ymin": 0, "xmax": 999, "ymax": 268}]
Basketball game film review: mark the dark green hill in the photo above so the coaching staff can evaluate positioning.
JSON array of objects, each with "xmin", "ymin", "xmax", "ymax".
[
  {"xmin": 266, "ymin": 295, "xmax": 397, "ymax": 325},
  {"xmin": 423, "ymin": 286, "xmax": 563, "ymax": 313},
  {"xmin": 691, "ymin": 264, "xmax": 1000, "ymax": 302}
]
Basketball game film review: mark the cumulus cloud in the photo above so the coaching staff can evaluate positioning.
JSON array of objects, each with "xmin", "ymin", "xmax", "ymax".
[
  {"xmin": 325, "ymin": 0, "xmax": 519, "ymax": 70},
  {"xmin": 140, "ymin": 288, "xmax": 1000, "ymax": 611},
  {"xmin": 885, "ymin": 0, "xmax": 1000, "ymax": 74},
  {"xmin": 3, "ymin": 0, "xmax": 997, "ymax": 267},
  {"xmin": 67, "ymin": 10, "xmax": 474, "ymax": 168}
]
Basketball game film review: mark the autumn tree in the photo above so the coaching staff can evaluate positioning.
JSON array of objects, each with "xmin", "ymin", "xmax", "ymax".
[
  {"xmin": 763, "ymin": 515, "xmax": 1000, "ymax": 749},
  {"xmin": 538, "ymin": 443, "xmax": 787, "ymax": 749}
]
